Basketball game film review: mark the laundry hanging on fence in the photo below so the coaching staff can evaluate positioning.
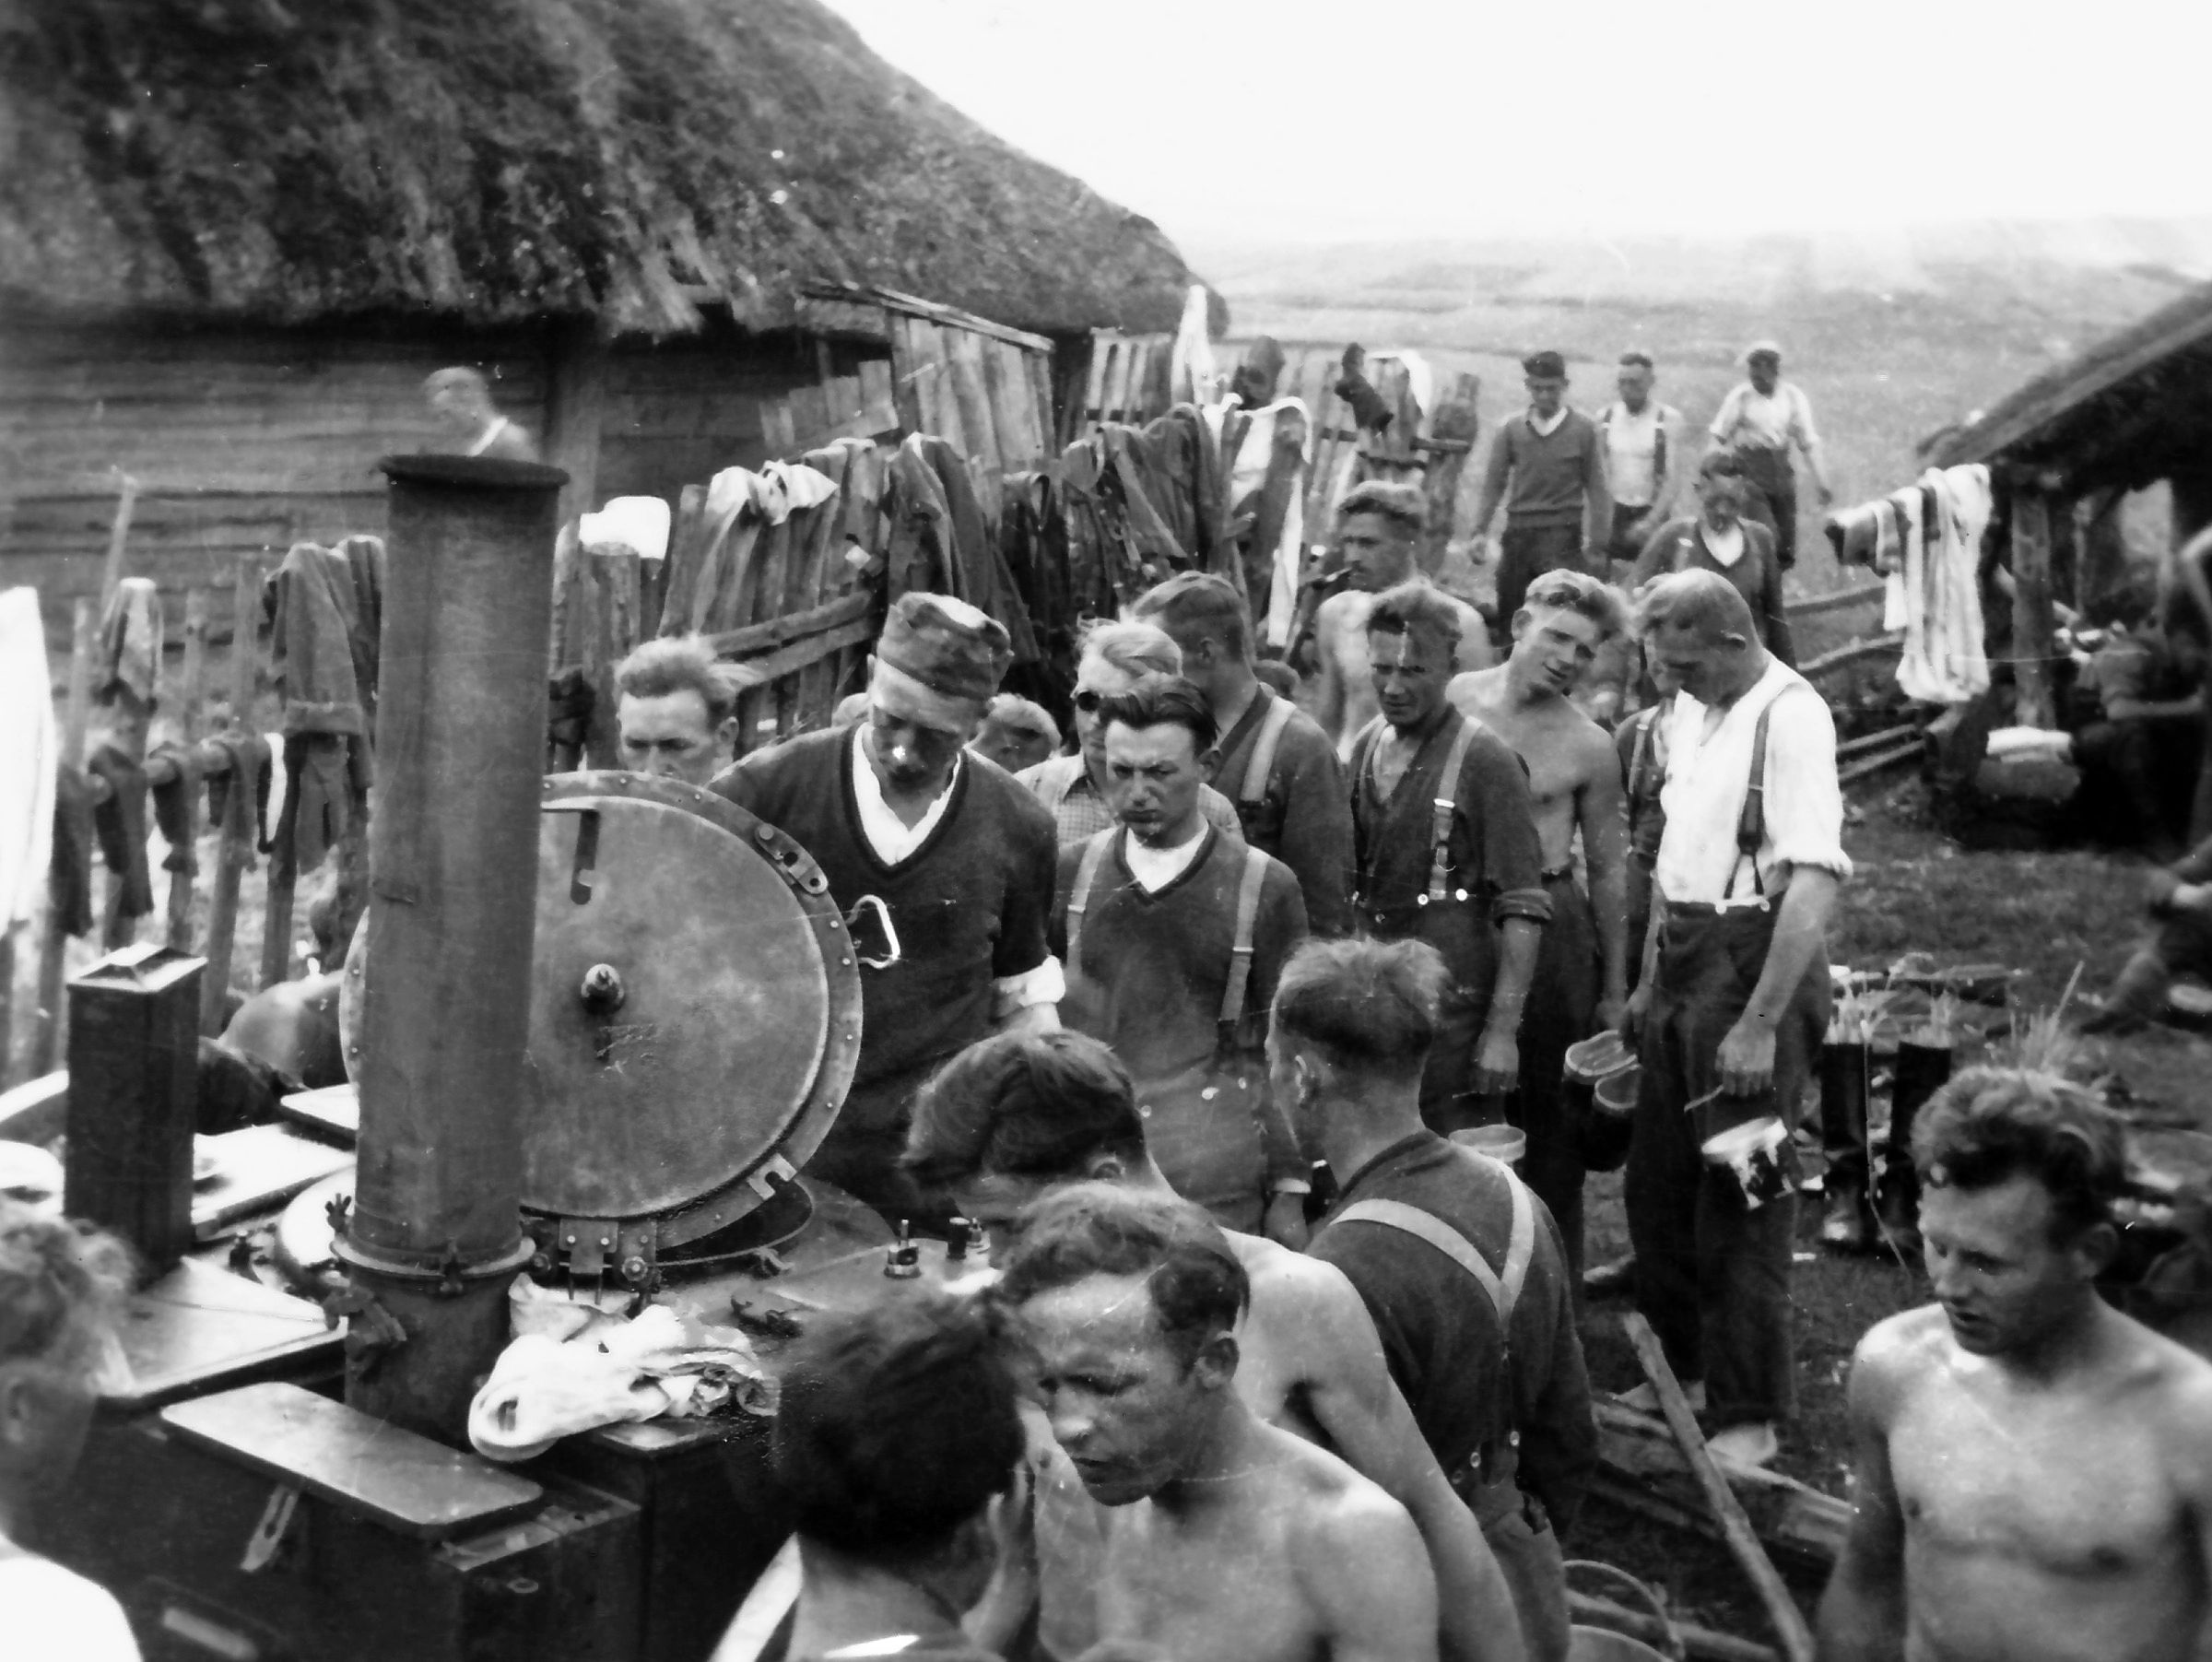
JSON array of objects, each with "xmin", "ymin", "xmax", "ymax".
[
  {"xmin": 1894, "ymin": 466, "xmax": 1993, "ymax": 706},
  {"xmin": 87, "ymin": 742, "xmax": 155, "ymax": 928},
  {"xmin": 1209, "ymin": 396, "xmax": 1311, "ymax": 645},
  {"xmin": 264, "ymin": 539, "xmax": 382, "ymax": 875},
  {"xmin": 97, "ymin": 577, "xmax": 163, "ymax": 707},
  {"xmin": 0, "ymin": 589, "xmax": 54, "ymax": 930},
  {"xmin": 884, "ymin": 435, "xmax": 1041, "ymax": 665}
]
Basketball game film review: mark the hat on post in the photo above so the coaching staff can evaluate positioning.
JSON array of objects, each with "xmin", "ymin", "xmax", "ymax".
[
  {"xmin": 877, "ymin": 593, "xmax": 1012, "ymax": 705},
  {"xmin": 1522, "ymin": 349, "xmax": 1567, "ymax": 380}
]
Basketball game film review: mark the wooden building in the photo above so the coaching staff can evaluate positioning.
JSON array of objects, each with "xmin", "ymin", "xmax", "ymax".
[
  {"xmin": 1923, "ymin": 278, "xmax": 2212, "ymax": 723},
  {"xmin": 0, "ymin": 0, "xmax": 1195, "ymax": 618}
]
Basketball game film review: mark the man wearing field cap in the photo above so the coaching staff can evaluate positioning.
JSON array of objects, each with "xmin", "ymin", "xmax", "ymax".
[
  {"xmin": 1706, "ymin": 342, "xmax": 1833, "ymax": 571},
  {"xmin": 713, "ymin": 593, "xmax": 1062, "ymax": 1224},
  {"xmin": 1469, "ymin": 351, "xmax": 1611, "ymax": 635}
]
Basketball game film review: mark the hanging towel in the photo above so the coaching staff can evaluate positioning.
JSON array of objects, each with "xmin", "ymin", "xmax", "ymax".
[
  {"xmin": 264, "ymin": 542, "xmax": 380, "ymax": 876},
  {"xmin": 86, "ymin": 742, "xmax": 155, "ymax": 926},
  {"xmin": 148, "ymin": 742, "xmax": 201, "ymax": 887},
  {"xmin": 578, "ymin": 496, "xmax": 673, "ymax": 563},
  {"xmin": 1892, "ymin": 467, "xmax": 1991, "ymax": 705},
  {"xmin": 97, "ymin": 577, "xmax": 163, "ymax": 708},
  {"xmin": 1170, "ymin": 284, "xmax": 1218, "ymax": 407},
  {"xmin": 48, "ymin": 765, "xmax": 96, "ymax": 940},
  {"xmin": 1214, "ymin": 396, "xmax": 1312, "ymax": 647},
  {"xmin": 0, "ymin": 589, "xmax": 55, "ymax": 929},
  {"xmin": 757, "ymin": 461, "xmax": 840, "ymax": 525}
]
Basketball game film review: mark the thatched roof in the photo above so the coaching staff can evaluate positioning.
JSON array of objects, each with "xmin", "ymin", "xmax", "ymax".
[
  {"xmin": 0, "ymin": 0, "xmax": 1196, "ymax": 337},
  {"xmin": 1924, "ymin": 280, "xmax": 2212, "ymax": 490}
]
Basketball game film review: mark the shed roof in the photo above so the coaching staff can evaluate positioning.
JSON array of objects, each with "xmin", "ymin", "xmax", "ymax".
[
  {"xmin": 1923, "ymin": 279, "xmax": 2212, "ymax": 489},
  {"xmin": 0, "ymin": 0, "xmax": 1196, "ymax": 338}
]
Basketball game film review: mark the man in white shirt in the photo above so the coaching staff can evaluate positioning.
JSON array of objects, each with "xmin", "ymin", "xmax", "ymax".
[
  {"xmin": 423, "ymin": 366, "xmax": 541, "ymax": 462},
  {"xmin": 0, "ymin": 1201, "xmax": 142, "ymax": 1661},
  {"xmin": 1595, "ymin": 353, "xmax": 1685, "ymax": 571},
  {"xmin": 1619, "ymin": 572, "xmax": 1848, "ymax": 1469},
  {"xmin": 1705, "ymin": 343, "xmax": 1831, "ymax": 571}
]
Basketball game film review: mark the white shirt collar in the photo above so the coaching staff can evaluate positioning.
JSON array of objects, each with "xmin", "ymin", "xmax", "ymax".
[
  {"xmin": 1124, "ymin": 821, "xmax": 1210, "ymax": 893},
  {"xmin": 1703, "ymin": 523, "xmax": 1747, "ymax": 568},
  {"xmin": 850, "ymin": 725, "xmax": 960, "ymax": 866},
  {"xmin": 465, "ymin": 416, "xmax": 510, "ymax": 457},
  {"xmin": 1528, "ymin": 407, "xmax": 1569, "ymax": 437}
]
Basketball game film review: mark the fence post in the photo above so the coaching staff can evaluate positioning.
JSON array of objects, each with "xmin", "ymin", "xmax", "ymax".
[
  {"xmin": 200, "ymin": 559, "xmax": 259, "ymax": 1034},
  {"xmin": 30, "ymin": 598, "xmax": 99, "ymax": 1074},
  {"xmin": 166, "ymin": 588, "xmax": 211, "ymax": 949}
]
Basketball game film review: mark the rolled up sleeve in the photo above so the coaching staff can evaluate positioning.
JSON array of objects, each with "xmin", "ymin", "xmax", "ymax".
[{"xmin": 1765, "ymin": 688, "xmax": 1853, "ymax": 882}]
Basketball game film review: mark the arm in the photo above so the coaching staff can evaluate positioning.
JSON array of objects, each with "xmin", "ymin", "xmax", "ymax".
[
  {"xmin": 1477, "ymin": 919, "xmax": 1542, "ymax": 1096},
  {"xmin": 1577, "ymin": 733, "xmax": 1631, "ymax": 1032},
  {"xmin": 994, "ymin": 809, "xmax": 1069, "ymax": 1037},
  {"xmin": 1815, "ymin": 1332, "xmax": 1912, "ymax": 1662},
  {"xmin": 1583, "ymin": 424, "xmax": 1613, "ymax": 558},
  {"xmin": 1762, "ymin": 534, "xmax": 1797, "ymax": 667},
  {"xmin": 1471, "ymin": 428, "xmax": 1512, "ymax": 538},
  {"xmin": 1253, "ymin": 876, "xmax": 1312, "ymax": 1247},
  {"xmin": 1717, "ymin": 866, "xmax": 1839, "ymax": 1096},
  {"xmin": 1299, "ymin": 1268, "xmax": 1526, "ymax": 1662},
  {"xmin": 1627, "ymin": 521, "xmax": 1675, "ymax": 593},
  {"xmin": 2178, "ymin": 526, "xmax": 2212, "ymax": 644},
  {"xmin": 1313, "ymin": 595, "xmax": 1351, "ymax": 745},
  {"xmin": 1704, "ymin": 386, "xmax": 1742, "ymax": 456},
  {"xmin": 1281, "ymin": 733, "xmax": 1358, "ymax": 937},
  {"xmin": 1471, "ymin": 737, "xmax": 1551, "ymax": 1095},
  {"xmin": 1301, "ymin": 1494, "xmax": 1441, "ymax": 1662},
  {"xmin": 1649, "ymin": 410, "xmax": 1686, "ymax": 523},
  {"xmin": 1512, "ymin": 1217, "xmax": 1597, "ymax": 1531}
]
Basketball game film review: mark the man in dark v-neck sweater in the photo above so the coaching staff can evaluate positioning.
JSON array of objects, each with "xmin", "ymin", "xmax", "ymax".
[
  {"xmin": 1351, "ymin": 586, "xmax": 1549, "ymax": 1134},
  {"xmin": 714, "ymin": 595, "xmax": 1059, "ymax": 1224},
  {"xmin": 1630, "ymin": 454, "xmax": 1794, "ymax": 665},
  {"xmin": 1048, "ymin": 678, "xmax": 1310, "ymax": 1239}
]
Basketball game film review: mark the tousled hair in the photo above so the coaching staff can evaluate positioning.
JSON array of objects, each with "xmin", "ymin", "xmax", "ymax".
[
  {"xmin": 1271, "ymin": 937, "xmax": 1448, "ymax": 1082},
  {"xmin": 1522, "ymin": 569, "xmax": 1630, "ymax": 640},
  {"xmin": 905, "ymin": 1031, "xmax": 1147, "ymax": 1187},
  {"xmin": 1618, "ymin": 351, "xmax": 1654, "ymax": 371},
  {"xmin": 1912, "ymin": 1067, "xmax": 2126, "ymax": 1239},
  {"xmin": 424, "ymin": 365, "xmax": 491, "ymax": 400},
  {"xmin": 994, "ymin": 1184, "xmax": 1248, "ymax": 1368},
  {"xmin": 615, "ymin": 636, "xmax": 739, "ymax": 725},
  {"xmin": 1337, "ymin": 480, "xmax": 1427, "ymax": 536},
  {"xmin": 1367, "ymin": 581, "xmax": 1464, "ymax": 649},
  {"xmin": 771, "ymin": 1291, "xmax": 1022, "ymax": 1561},
  {"xmin": 1078, "ymin": 619, "xmax": 1182, "ymax": 681},
  {"xmin": 0, "ymin": 1203, "xmax": 132, "ymax": 1377},
  {"xmin": 1699, "ymin": 451, "xmax": 1747, "ymax": 483},
  {"xmin": 1135, "ymin": 572, "xmax": 1250, "ymax": 664},
  {"xmin": 1096, "ymin": 675, "xmax": 1218, "ymax": 754}
]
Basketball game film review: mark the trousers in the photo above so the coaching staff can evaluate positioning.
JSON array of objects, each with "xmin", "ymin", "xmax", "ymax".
[
  {"xmin": 1625, "ymin": 899, "xmax": 1828, "ymax": 1427},
  {"xmin": 1496, "ymin": 522, "xmax": 1592, "ymax": 631},
  {"xmin": 1467, "ymin": 1473, "xmax": 1569, "ymax": 1662},
  {"xmin": 1736, "ymin": 448, "xmax": 1798, "ymax": 570},
  {"xmin": 1510, "ymin": 872, "xmax": 1598, "ymax": 1278}
]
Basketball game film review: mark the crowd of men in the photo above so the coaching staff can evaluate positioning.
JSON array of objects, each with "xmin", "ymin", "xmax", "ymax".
[{"xmin": 14, "ymin": 345, "xmax": 2212, "ymax": 1662}]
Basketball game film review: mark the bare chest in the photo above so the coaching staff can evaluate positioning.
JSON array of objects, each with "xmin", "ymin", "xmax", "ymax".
[{"xmin": 1095, "ymin": 1503, "xmax": 1320, "ymax": 1662}]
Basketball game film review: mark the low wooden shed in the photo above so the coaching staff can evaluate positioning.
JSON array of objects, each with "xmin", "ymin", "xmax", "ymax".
[{"xmin": 0, "ymin": 0, "xmax": 1195, "ymax": 619}]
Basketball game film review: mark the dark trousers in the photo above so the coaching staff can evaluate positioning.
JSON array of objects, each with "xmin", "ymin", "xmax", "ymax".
[
  {"xmin": 1737, "ymin": 449, "xmax": 1798, "ymax": 570},
  {"xmin": 1420, "ymin": 979, "xmax": 1498, "ymax": 1136},
  {"xmin": 2076, "ymin": 714, "xmax": 2197, "ymax": 859},
  {"xmin": 1496, "ymin": 522, "xmax": 1592, "ymax": 629},
  {"xmin": 2108, "ymin": 907, "xmax": 2212, "ymax": 1020},
  {"xmin": 1625, "ymin": 901, "xmax": 1828, "ymax": 1427},
  {"xmin": 1606, "ymin": 502, "xmax": 1656, "ymax": 566},
  {"xmin": 801, "ymin": 1060, "xmax": 947, "ymax": 1231},
  {"xmin": 1469, "ymin": 1476, "xmax": 1570, "ymax": 1662},
  {"xmin": 1511, "ymin": 873, "xmax": 1598, "ymax": 1278}
]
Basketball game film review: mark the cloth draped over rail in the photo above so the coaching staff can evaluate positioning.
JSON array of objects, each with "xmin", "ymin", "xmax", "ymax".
[
  {"xmin": 1823, "ymin": 464, "xmax": 1993, "ymax": 704},
  {"xmin": 1053, "ymin": 409, "xmax": 1248, "ymax": 619},
  {"xmin": 883, "ymin": 435, "xmax": 1041, "ymax": 666},
  {"xmin": 263, "ymin": 536, "xmax": 383, "ymax": 878},
  {"xmin": 1206, "ymin": 396, "xmax": 1312, "ymax": 646},
  {"xmin": 0, "ymin": 589, "xmax": 55, "ymax": 931}
]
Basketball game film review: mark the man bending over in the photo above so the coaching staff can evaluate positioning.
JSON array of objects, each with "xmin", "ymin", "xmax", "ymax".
[
  {"xmin": 910, "ymin": 1031, "xmax": 1524, "ymax": 1662},
  {"xmin": 995, "ymin": 1184, "xmax": 1439, "ymax": 1662},
  {"xmin": 1818, "ymin": 1067, "xmax": 2212, "ymax": 1661}
]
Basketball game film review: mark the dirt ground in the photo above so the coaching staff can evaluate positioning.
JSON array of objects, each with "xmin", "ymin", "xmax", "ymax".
[{"xmin": 1562, "ymin": 772, "xmax": 2212, "ymax": 1641}]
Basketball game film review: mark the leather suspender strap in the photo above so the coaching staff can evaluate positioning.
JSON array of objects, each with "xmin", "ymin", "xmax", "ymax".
[
  {"xmin": 1218, "ymin": 845, "xmax": 1271, "ymax": 1034},
  {"xmin": 1333, "ymin": 1152, "xmax": 1537, "ymax": 1326},
  {"xmin": 1064, "ymin": 829, "xmax": 1116, "ymax": 976},
  {"xmin": 1428, "ymin": 717, "xmax": 1478, "ymax": 903},
  {"xmin": 1724, "ymin": 702, "xmax": 1775, "ymax": 902},
  {"xmin": 1240, "ymin": 694, "xmax": 1298, "ymax": 810}
]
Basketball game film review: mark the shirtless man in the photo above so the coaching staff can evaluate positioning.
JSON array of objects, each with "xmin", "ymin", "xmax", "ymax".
[
  {"xmin": 1818, "ymin": 1066, "xmax": 2212, "ymax": 1662},
  {"xmin": 1448, "ymin": 570, "xmax": 1631, "ymax": 1273},
  {"xmin": 996, "ymin": 1182, "xmax": 1440, "ymax": 1662},
  {"xmin": 1313, "ymin": 481, "xmax": 1490, "ymax": 760},
  {"xmin": 907, "ymin": 1031, "xmax": 1523, "ymax": 1662}
]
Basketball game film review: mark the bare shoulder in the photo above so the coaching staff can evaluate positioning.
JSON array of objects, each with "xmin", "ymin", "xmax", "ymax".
[
  {"xmin": 1315, "ymin": 590, "xmax": 1363, "ymax": 632},
  {"xmin": 1265, "ymin": 1422, "xmax": 1426, "ymax": 1568},
  {"xmin": 1232, "ymin": 1231, "xmax": 1370, "ymax": 1328},
  {"xmin": 1446, "ymin": 666, "xmax": 1501, "ymax": 717},
  {"xmin": 1851, "ymin": 1304, "xmax": 1952, "ymax": 1418},
  {"xmin": 2116, "ymin": 1311, "xmax": 2212, "ymax": 1430}
]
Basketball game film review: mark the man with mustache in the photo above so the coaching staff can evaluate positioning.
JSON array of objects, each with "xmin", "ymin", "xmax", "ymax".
[
  {"xmin": 1448, "ymin": 571, "xmax": 1634, "ymax": 1275},
  {"xmin": 1818, "ymin": 1067, "xmax": 2212, "ymax": 1662},
  {"xmin": 712, "ymin": 592, "xmax": 1061, "ymax": 1226}
]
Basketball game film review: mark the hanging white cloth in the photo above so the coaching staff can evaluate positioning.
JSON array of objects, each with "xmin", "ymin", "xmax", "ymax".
[
  {"xmin": 1170, "ymin": 284, "xmax": 1218, "ymax": 407},
  {"xmin": 1893, "ymin": 466, "xmax": 1992, "ymax": 705},
  {"xmin": 578, "ymin": 495, "xmax": 673, "ymax": 563},
  {"xmin": 0, "ymin": 589, "xmax": 55, "ymax": 929}
]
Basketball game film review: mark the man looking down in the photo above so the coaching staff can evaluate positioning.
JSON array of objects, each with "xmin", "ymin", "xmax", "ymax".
[
  {"xmin": 994, "ymin": 1184, "xmax": 1441, "ymax": 1662},
  {"xmin": 1818, "ymin": 1067, "xmax": 2212, "ymax": 1662},
  {"xmin": 614, "ymin": 635, "xmax": 740, "ymax": 787},
  {"xmin": 906, "ymin": 1030, "xmax": 1525, "ymax": 1662}
]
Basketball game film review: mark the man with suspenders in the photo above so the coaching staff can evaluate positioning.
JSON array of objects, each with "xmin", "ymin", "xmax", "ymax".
[
  {"xmin": 1049, "ymin": 678, "xmax": 1312, "ymax": 1244},
  {"xmin": 1621, "ymin": 571, "xmax": 1847, "ymax": 1470},
  {"xmin": 1349, "ymin": 583, "xmax": 1550, "ymax": 1135},
  {"xmin": 1136, "ymin": 572, "xmax": 1355, "ymax": 937},
  {"xmin": 1275, "ymin": 937, "xmax": 1594, "ymax": 1662}
]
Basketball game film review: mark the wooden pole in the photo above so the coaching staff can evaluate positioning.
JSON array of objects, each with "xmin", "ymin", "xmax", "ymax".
[
  {"xmin": 31, "ymin": 599, "xmax": 99, "ymax": 1075},
  {"xmin": 2011, "ymin": 489, "xmax": 2057, "ymax": 730},
  {"xmin": 200, "ymin": 559, "xmax": 259, "ymax": 1034},
  {"xmin": 97, "ymin": 472, "xmax": 141, "ymax": 617},
  {"xmin": 0, "ymin": 928, "xmax": 16, "ymax": 1090},
  {"xmin": 166, "ymin": 589, "xmax": 211, "ymax": 949},
  {"xmin": 1622, "ymin": 1312, "xmax": 1816, "ymax": 1662}
]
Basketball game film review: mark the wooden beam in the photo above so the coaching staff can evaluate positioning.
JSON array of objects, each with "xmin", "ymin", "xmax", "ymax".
[
  {"xmin": 543, "ymin": 319, "xmax": 609, "ymax": 533},
  {"xmin": 707, "ymin": 592, "xmax": 875, "ymax": 660},
  {"xmin": 31, "ymin": 598, "xmax": 98, "ymax": 1074},
  {"xmin": 716, "ymin": 617, "xmax": 876, "ymax": 687},
  {"xmin": 798, "ymin": 281, "xmax": 1053, "ymax": 354},
  {"xmin": 2012, "ymin": 490, "xmax": 2057, "ymax": 729},
  {"xmin": 1624, "ymin": 1314, "xmax": 1816, "ymax": 1662},
  {"xmin": 1798, "ymin": 633, "xmax": 1904, "ymax": 681},
  {"xmin": 166, "ymin": 588, "xmax": 211, "ymax": 949},
  {"xmin": 1783, "ymin": 583, "xmax": 1885, "ymax": 621}
]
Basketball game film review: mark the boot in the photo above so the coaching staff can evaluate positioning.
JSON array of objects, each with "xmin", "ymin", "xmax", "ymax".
[
  {"xmin": 1880, "ymin": 1040, "xmax": 1952, "ymax": 1252},
  {"xmin": 2080, "ymin": 950, "xmax": 2170, "ymax": 1034},
  {"xmin": 1819, "ymin": 1041, "xmax": 1875, "ymax": 1252}
]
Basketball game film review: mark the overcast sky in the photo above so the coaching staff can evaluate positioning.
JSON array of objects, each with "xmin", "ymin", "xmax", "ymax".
[{"xmin": 822, "ymin": 0, "xmax": 2212, "ymax": 246}]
